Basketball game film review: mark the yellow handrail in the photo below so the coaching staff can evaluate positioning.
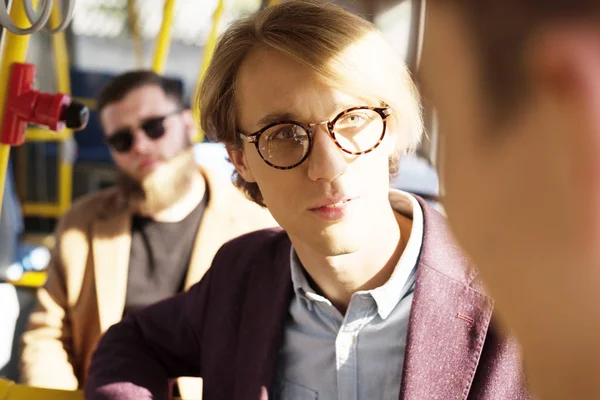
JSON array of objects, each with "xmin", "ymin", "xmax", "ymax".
[
  {"xmin": 151, "ymin": 0, "xmax": 177, "ymax": 73},
  {"xmin": 21, "ymin": 0, "xmax": 75, "ymax": 218},
  {"xmin": 0, "ymin": 378, "xmax": 82, "ymax": 399},
  {"xmin": 0, "ymin": 378, "xmax": 187, "ymax": 399},
  {"xmin": 192, "ymin": 0, "xmax": 280, "ymax": 143},
  {"xmin": 26, "ymin": 127, "xmax": 70, "ymax": 142},
  {"xmin": 127, "ymin": 0, "xmax": 144, "ymax": 69},
  {"xmin": 50, "ymin": 0, "xmax": 74, "ymax": 215},
  {"xmin": 0, "ymin": 1, "xmax": 36, "ymax": 214},
  {"xmin": 199, "ymin": 0, "xmax": 224, "ymax": 80},
  {"xmin": 192, "ymin": 0, "xmax": 225, "ymax": 143},
  {"xmin": 8, "ymin": 270, "xmax": 48, "ymax": 288},
  {"xmin": 50, "ymin": 3, "xmax": 71, "ymax": 94}
]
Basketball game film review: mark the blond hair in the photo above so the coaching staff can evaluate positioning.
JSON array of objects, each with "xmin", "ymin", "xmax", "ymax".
[{"xmin": 199, "ymin": 0, "xmax": 423, "ymax": 205}]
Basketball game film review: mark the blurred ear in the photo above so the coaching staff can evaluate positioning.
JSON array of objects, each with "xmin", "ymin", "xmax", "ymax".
[
  {"xmin": 528, "ymin": 25, "xmax": 600, "ymax": 109},
  {"xmin": 181, "ymin": 109, "xmax": 198, "ymax": 143},
  {"xmin": 227, "ymin": 146, "xmax": 257, "ymax": 183},
  {"xmin": 528, "ymin": 25, "xmax": 600, "ymax": 241}
]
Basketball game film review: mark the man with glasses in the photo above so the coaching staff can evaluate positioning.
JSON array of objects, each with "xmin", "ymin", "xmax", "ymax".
[
  {"xmin": 19, "ymin": 71, "xmax": 276, "ymax": 397},
  {"xmin": 85, "ymin": 2, "xmax": 530, "ymax": 400}
]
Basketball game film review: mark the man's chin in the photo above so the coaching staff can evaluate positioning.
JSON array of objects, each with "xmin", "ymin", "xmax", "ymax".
[
  {"xmin": 122, "ymin": 165, "xmax": 158, "ymax": 185},
  {"xmin": 306, "ymin": 226, "xmax": 363, "ymax": 257},
  {"xmin": 138, "ymin": 163, "xmax": 160, "ymax": 178}
]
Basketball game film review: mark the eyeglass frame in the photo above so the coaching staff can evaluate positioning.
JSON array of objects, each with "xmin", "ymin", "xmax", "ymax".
[
  {"xmin": 238, "ymin": 105, "xmax": 393, "ymax": 170},
  {"xmin": 103, "ymin": 109, "xmax": 183, "ymax": 153}
]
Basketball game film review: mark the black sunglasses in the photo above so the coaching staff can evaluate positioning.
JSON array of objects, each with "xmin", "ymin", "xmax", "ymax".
[{"xmin": 104, "ymin": 110, "xmax": 181, "ymax": 153}]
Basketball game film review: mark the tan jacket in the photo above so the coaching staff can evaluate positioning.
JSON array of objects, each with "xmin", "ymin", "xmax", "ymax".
[{"xmin": 20, "ymin": 167, "xmax": 277, "ymax": 396}]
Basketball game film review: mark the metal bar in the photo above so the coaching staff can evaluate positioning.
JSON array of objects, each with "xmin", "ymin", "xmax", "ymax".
[
  {"xmin": 0, "ymin": 0, "xmax": 36, "ymax": 214},
  {"xmin": 0, "ymin": 147, "xmax": 10, "ymax": 210},
  {"xmin": 26, "ymin": 127, "xmax": 70, "ymax": 142},
  {"xmin": 193, "ymin": 0, "xmax": 225, "ymax": 142},
  {"xmin": 127, "ymin": 0, "xmax": 144, "ymax": 69},
  {"xmin": 198, "ymin": 0, "xmax": 224, "ymax": 81},
  {"xmin": 151, "ymin": 0, "xmax": 176, "ymax": 73},
  {"xmin": 58, "ymin": 147, "xmax": 72, "ymax": 214},
  {"xmin": 21, "ymin": 202, "xmax": 62, "ymax": 217},
  {"xmin": 50, "ymin": 0, "xmax": 74, "ymax": 216},
  {"xmin": 0, "ymin": 377, "xmax": 82, "ymax": 399},
  {"xmin": 50, "ymin": 2, "xmax": 71, "ymax": 94},
  {"xmin": 8, "ymin": 271, "xmax": 48, "ymax": 288},
  {"xmin": 73, "ymin": 97, "xmax": 97, "ymax": 111}
]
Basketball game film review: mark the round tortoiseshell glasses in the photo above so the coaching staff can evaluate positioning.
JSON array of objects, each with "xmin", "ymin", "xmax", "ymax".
[{"xmin": 239, "ymin": 105, "xmax": 393, "ymax": 170}]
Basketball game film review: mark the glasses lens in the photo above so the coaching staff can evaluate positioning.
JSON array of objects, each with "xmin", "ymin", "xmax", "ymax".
[
  {"xmin": 332, "ymin": 108, "xmax": 384, "ymax": 153},
  {"xmin": 258, "ymin": 123, "xmax": 310, "ymax": 168},
  {"xmin": 141, "ymin": 116, "xmax": 167, "ymax": 139},
  {"xmin": 107, "ymin": 130, "xmax": 134, "ymax": 153}
]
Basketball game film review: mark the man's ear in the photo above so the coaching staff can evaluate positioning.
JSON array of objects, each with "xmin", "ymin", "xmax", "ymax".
[
  {"xmin": 181, "ymin": 109, "xmax": 199, "ymax": 143},
  {"xmin": 528, "ymin": 25, "xmax": 600, "ymax": 242},
  {"xmin": 227, "ymin": 146, "xmax": 257, "ymax": 183},
  {"xmin": 527, "ymin": 25, "xmax": 600, "ymax": 121}
]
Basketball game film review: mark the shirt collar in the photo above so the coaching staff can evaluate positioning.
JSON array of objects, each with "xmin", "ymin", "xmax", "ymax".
[
  {"xmin": 289, "ymin": 190, "xmax": 425, "ymax": 319},
  {"xmin": 370, "ymin": 190, "xmax": 423, "ymax": 319}
]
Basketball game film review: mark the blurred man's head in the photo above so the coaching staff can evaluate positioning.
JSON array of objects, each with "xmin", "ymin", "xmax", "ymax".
[
  {"xmin": 421, "ymin": 4, "xmax": 600, "ymax": 397},
  {"xmin": 421, "ymin": 1, "xmax": 600, "ymax": 277},
  {"xmin": 199, "ymin": 0, "xmax": 423, "ymax": 256},
  {"xmin": 98, "ymin": 71, "xmax": 198, "ymax": 214}
]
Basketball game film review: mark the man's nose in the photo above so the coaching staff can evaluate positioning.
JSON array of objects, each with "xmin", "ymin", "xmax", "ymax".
[
  {"xmin": 306, "ymin": 126, "xmax": 348, "ymax": 182},
  {"xmin": 130, "ymin": 129, "xmax": 153, "ymax": 154}
]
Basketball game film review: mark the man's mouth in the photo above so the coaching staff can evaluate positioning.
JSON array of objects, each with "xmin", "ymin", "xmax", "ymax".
[{"xmin": 317, "ymin": 198, "xmax": 354, "ymax": 209}]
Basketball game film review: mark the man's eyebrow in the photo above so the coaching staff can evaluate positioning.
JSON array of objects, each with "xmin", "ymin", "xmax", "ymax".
[
  {"xmin": 256, "ymin": 111, "xmax": 299, "ymax": 128},
  {"xmin": 254, "ymin": 102, "xmax": 361, "ymax": 130}
]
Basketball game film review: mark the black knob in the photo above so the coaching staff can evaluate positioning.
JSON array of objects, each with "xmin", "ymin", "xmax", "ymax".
[{"xmin": 61, "ymin": 100, "xmax": 90, "ymax": 131}]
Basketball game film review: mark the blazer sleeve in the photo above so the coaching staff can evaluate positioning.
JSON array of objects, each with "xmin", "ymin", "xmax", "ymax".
[
  {"xmin": 84, "ymin": 270, "xmax": 211, "ymax": 400},
  {"xmin": 19, "ymin": 216, "xmax": 79, "ymax": 390}
]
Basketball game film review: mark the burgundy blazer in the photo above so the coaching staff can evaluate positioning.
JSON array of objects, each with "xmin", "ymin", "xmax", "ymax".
[{"xmin": 85, "ymin": 198, "xmax": 532, "ymax": 400}]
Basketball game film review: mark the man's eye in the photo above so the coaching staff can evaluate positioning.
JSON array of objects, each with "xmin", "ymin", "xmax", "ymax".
[
  {"xmin": 338, "ymin": 112, "xmax": 369, "ymax": 127},
  {"xmin": 273, "ymin": 127, "xmax": 296, "ymax": 139}
]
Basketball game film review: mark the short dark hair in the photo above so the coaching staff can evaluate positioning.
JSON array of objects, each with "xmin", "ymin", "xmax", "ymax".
[
  {"xmin": 96, "ymin": 70, "xmax": 185, "ymax": 114},
  {"xmin": 438, "ymin": 0, "xmax": 600, "ymax": 118}
]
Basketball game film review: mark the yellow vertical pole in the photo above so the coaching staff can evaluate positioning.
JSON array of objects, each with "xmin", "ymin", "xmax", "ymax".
[
  {"xmin": 0, "ymin": 1, "xmax": 35, "ymax": 213},
  {"xmin": 192, "ymin": 0, "xmax": 225, "ymax": 143},
  {"xmin": 151, "ymin": 0, "xmax": 176, "ymax": 74},
  {"xmin": 267, "ymin": 0, "xmax": 280, "ymax": 6},
  {"xmin": 199, "ymin": 0, "xmax": 224, "ymax": 79},
  {"xmin": 49, "ymin": 0, "xmax": 74, "ymax": 215},
  {"xmin": 127, "ymin": 0, "xmax": 144, "ymax": 69}
]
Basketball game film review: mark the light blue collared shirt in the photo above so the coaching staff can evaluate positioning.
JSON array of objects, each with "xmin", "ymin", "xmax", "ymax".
[{"xmin": 273, "ymin": 190, "xmax": 424, "ymax": 400}]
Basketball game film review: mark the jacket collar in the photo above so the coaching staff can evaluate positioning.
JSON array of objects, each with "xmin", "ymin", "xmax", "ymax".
[
  {"xmin": 92, "ymin": 165, "xmax": 224, "ymax": 332},
  {"xmin": 230, "ymin": 196, "xmax": 494, "ymax": 400},
  {"xmin": 399, "ymin": 197, "xmax": 494, "ymax": 400}
]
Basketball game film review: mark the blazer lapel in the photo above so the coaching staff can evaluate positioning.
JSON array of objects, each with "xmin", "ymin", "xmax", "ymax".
[
  {"xmin": 92, "ymin": 210, "xmax": 132, "ymax": 333},
  {"xmin": 183, "ymin": 167, "xmax": 229, "ymax": 289},
  {"xmin": 399, "ymin": 199, "xmax": 494, "ymax": 400},
  {"xmin": 233, "ymin": 232, "xmax": 294, "ymax": 400}
]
